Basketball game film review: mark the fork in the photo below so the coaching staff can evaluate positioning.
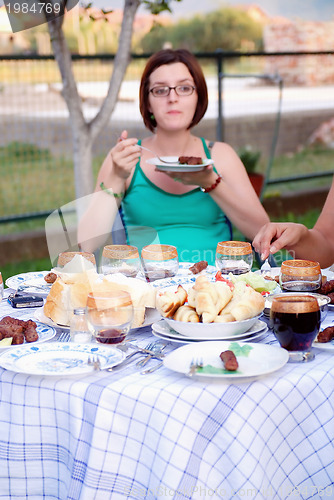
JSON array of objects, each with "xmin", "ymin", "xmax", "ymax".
[
  {"xmin": 88, "ymin": 355, "xmax": 101, "ymax": 371},
  {"xmin": 187, "ymin": 357, "xmax": 204, "ymax": 376},
  {"xmin": 138, "ymin": 145, "xmax": 178, "ymax": 164},
  {"xmin": 135, "ymin": 342, "xmax": 166, "ymax": 367},
  {"xmin": 260, "ymin": 258, "xmax": 272, "ymax": 277}
]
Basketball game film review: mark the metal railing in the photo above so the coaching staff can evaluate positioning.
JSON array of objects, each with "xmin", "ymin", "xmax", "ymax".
[{"xmin": 0, "ymin": 49, "xmax": 334, "ymax": 224}]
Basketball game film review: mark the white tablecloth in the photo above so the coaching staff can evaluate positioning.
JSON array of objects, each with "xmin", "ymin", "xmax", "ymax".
[{"xmin": 0, "ymin": 293, "xmax": 333, "ymax": 500}]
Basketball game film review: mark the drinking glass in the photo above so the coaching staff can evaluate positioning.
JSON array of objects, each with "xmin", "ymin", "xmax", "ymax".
[
  {"xmin": 279, "ymin": 259, "xmax": 322, "ymax": 292},
  {"xmin": 57, "ymin": 251, "xmax": 96, "ymax": 270},
  {"xmin": 215, "ymin": 241, "xmax": 253, "ymax": 275},
  {"xmin": 100, "ymin": 245, "xmax": 140, "ymax": 277},
  {"xmin": 141, "ymin": 244, "xmax": 179, "ymax": 282},
  {"xmin": 270, "ymin": 294, "xmax": 320, "ymax": 362},
  {"xmin": 86, "ymin": 290, "xmax": 133, "ymax": 345}
]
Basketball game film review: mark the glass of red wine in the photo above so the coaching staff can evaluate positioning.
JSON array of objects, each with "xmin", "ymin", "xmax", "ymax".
[
  {"xmin": 279, "ymin": 259, "xmax": 322, "ymax": 292},
  {"xmin": 86, "ymin": 290, "xmax": 133, "ymax": 345},
  {"xmin": 215, "ymin": 241, "xmax": 253, "ymax": 275},
  {"xmin": 270, "ymin": 294, "xmax": 320, "ymax": 362},
  {"xmin": 141, "ymin": 244, "xmax": 179, "ymax": 282}
]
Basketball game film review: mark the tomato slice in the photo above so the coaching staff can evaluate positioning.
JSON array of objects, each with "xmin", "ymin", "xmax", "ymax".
[{"xmin": 215, "ymin": 271, "xmax": 234, "ymax": 289}]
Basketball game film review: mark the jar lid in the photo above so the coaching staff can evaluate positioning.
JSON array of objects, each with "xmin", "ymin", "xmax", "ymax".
[
  {"xmin": 141, "ymin": 244, "xmax": 178, "ymax": 261},
  {"xmin": 87, "ymin": 290, "xmax": 132, "ymax": 308},
  {"xmin": 281, "ymin": 259, "xmax": 321, "ymax": 277},
  {"xmin": 216, "ymin": 241, "xmax": 252, "ymax": 256},
  {"xmin": 102, "ymin": 245, "xmax": 139, "ymax": 259}
]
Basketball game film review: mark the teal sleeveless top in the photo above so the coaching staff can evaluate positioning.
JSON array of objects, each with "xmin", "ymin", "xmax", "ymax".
[{"xmin": 121, "ymin": 138, "xmax": 232, "ymax": 265}]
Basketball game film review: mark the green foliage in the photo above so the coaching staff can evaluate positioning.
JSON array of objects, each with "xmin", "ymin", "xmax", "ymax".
[
  {"xmin": 139, "ymin": 7, "xmax": 263, "ymax": 52},
  {"xmin": 0, "ymin": 142, "xmax": 51, "ymax": 160},
  {"xmin": 238, "ymin": 146, "xmax": 261, "ymax": 174}
]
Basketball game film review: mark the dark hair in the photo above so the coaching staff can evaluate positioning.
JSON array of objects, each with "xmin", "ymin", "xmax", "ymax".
[{"xmin": 139, "ymin": 49, "xmax": 208, "ymax": 132}]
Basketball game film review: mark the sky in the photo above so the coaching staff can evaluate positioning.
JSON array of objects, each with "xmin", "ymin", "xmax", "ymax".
[{"xmin": 97, "ymin": 0, "xmax": 334, "ymax": 21}]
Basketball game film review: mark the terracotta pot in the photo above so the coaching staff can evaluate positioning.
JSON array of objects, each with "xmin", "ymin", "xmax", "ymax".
[{"xmin": 248, "ymin": 173, "xmax": 264, "ymax": 197}]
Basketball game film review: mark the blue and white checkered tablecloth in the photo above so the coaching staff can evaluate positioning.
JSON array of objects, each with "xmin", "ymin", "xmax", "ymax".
[{"xmin": 0, "ymin": 292, "xmax": 333, "ymax": 500}]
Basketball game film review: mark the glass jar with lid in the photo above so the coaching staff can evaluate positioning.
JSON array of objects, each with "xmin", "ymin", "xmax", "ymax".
[{"xmin": 70, "ymin": 308, "xmax": 92, "ymax": 343}]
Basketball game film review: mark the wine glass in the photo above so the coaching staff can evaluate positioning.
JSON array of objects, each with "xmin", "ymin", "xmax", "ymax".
[
  {"xmin": 57, "ymin": 251, "xmax": 96, "ymax": 271},
  {"xmin": 141, "ymin": 244, "xmax": 179, "ymax": 282},
  {"xmin": 270, "ymin": 294, "xmax": 320, "ymax": 362},
  {"xmin": 86, "ymin": 290, "xmax": 133, "ymax": 345},
  {"xmin": 100, "ymin": 245, "xmax": 140, "ymax": 277},
  {"xmin": 279, "ymin": 259, "xmax": 322, "ymax": 292},
  {"xmin": 215, "ymin": 241, "xmax": 253, "ymax": 275}
]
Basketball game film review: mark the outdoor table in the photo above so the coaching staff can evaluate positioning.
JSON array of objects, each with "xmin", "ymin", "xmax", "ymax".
[{"xmin": 0, "ymin": 289, "xmax": 333, "ymax": 500}]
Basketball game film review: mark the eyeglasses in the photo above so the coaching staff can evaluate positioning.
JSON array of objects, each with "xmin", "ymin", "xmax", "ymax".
[{"xmin": 149, "ymin": 85, "xmax": 196, "ymax": 98}]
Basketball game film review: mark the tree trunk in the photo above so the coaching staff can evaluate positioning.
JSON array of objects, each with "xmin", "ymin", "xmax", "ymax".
[{"xmin": 47, "ymin": 0, "xmax": 140, "ymax": 203}]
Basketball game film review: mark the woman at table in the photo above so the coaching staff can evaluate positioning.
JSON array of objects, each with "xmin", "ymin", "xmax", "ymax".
[
  {"xmin": 78, "ymin": 48, "xmax": 269, "ymax": 265},
  {"xmin": 252, "ymin": 177, "xmax": 334, "ymax": 268}
]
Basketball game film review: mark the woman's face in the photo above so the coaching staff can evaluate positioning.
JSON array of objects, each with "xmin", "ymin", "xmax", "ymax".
[{"xmin": 148, "ymin": 62, "xmax": 198, "ymax": 132}]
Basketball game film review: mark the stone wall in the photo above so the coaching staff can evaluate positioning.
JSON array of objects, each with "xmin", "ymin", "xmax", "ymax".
[{"xmin": 264, "ymin": 21, "xmax": 334, "ymax": 85}]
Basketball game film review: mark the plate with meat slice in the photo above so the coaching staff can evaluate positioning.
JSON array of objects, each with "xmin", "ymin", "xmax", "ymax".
[
  {"xmin": 163, "ymin": 340, "xmax": 289, "ymax": 378},
  {"xmin": 0, "ymin": 318, "xmax": 56, "ymax": 351},
  {"xmin": 146, "ymin": 156, "xmax": 214, "ymax": 172},
  {"xmin": 6, "ymin": 271, "xmax": 52, "ymax": 297}
]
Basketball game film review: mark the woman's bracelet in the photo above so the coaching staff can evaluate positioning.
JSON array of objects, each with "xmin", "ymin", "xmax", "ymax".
[
  {"xmin": 200, "ymin": 174, "xmax": 222, "ymax": 193},
  {"xmin": 100, "ymin": 181, "xmax": 124, "ymax": 199}
]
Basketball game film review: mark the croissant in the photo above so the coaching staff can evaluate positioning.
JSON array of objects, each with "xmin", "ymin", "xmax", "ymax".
[
  {"xmin": 156, "ymin": 285, "xmax": 187, "ymax": 318},
  {"xmin": 188, "ymin": 275, "xmax": 232, "ymax": 322},
  {"xmin": 173, "ymin": 305, "xmax": 200, "ymax": 323},
  {"xmin": 217, "ymin": 282, "xmax": 264, "ymax": 322}
]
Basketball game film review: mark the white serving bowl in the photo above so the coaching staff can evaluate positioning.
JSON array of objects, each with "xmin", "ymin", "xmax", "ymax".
[{"xmin": 164, "ymin": 315, "xmax": 260, "ymax": 338}]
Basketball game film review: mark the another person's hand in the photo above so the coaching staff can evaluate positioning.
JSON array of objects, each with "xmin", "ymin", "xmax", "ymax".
[
  {"xmin": 110, "ymin": 130, "xmax": 141, "ymax": 180},
  {"xmin": 252, "ymin": 222, "xmax": 309, "ymax": 260}
]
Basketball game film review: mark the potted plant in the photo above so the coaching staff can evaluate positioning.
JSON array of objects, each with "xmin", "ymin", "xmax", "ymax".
[{"xmin": 238, "ymin": 145, "xmax": 264, "ymax": 197}]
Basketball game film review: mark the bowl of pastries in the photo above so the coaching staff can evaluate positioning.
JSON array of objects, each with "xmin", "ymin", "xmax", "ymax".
[{"xmin": 156, "ymin": 275, "xmax": 265, "ymax": 338}]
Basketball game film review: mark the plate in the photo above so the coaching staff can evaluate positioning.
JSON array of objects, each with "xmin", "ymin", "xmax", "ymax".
[
  {"xmin": 144, "ymin": 262, "xmax": 217, "ymax": 288},
  {"xmin": 6, "ymin": 271, "xmax": 51, "ymax": 297},
  {"xmin": 152, "ymin": 319, "xmax": 268, "ymax": 344},
  {"xmin": 163, "ymin": 340, "xmax": 289, "ymax": 378},
  {"xmin": 34, "ymin": 307, "xmax": 161, "ymax": 331},
  {"xmin": 312, "ymin": 340, "xmax": 334, "ymax": 351},
  {"xmin": 0, "ymin": 342, "xmax": 126, "ymax": 376},
  {"xmin": 164, "ymin": 315, "xmax": 261, "ymax": 338},
  {"xmin": 0, "ymin": 321, "xmax": 56, "ymax": 351},
  {"xmin": 146, "ymin": 157, "xmax": 214, "ymax": 172}
]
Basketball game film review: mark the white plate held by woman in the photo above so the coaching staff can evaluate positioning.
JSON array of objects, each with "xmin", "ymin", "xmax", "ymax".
[{"xmin": 146, "ymin": 157, "xmax": 214, "ymax": 172}]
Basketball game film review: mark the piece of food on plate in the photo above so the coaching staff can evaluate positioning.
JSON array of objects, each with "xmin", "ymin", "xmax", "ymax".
[
  {"xmin": 173, "ymin": 305, "xmax": 199, "ymax": 323},
  {"xmin": 0, "ymin": 316, "xmax": 39, "ymax": 344},
  {"xmin": 43, "ymin": 270, "xmax": 156, "ymax": 328},
  {"xmin": 316, "ymin": 326, "xmax": 334, "ymax": 343},
  {"xmin": 178, "ymin": 156, "xmax": 203, "ymax": 165},
  {"xmin": 220, "ymin": 350, "xmax": 239, "ymax": 371},
  {"xmin": 215, "ymin": 281, "xmax": 265, "ymax": 323},
  {"xmin": 189, "ymin": 261, "xmax": 208, "ymax": 274},
  {"xmin": 156, "ymin": 285, "xmax": 187, "ymax": 318},
  {"xmin": 227, "ymin": 271, "xmax": 277, "ymax": 294},
  {"xmin": 188, "ymin": 275, "xmax": 232, "ymax": 323},
  {"xmin": 44, "ymin": 272, "xmax": 57, "ymax": 284}
]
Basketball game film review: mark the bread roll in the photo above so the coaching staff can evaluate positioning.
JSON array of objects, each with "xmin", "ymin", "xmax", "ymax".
[
  {"xmin": 156, "ymin": 285, "xmax": 187, "ymax": 318},
  {"xmin": 188, "ymin": 275, "xmax": 232, "ymax": 322},
  {"xmin": 216, "ymin": 282, "xmax": 264, "ymax": 322},
  {"xmin": 173, "ymin": 305, "xmax": 199, "ymax": 323}
]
